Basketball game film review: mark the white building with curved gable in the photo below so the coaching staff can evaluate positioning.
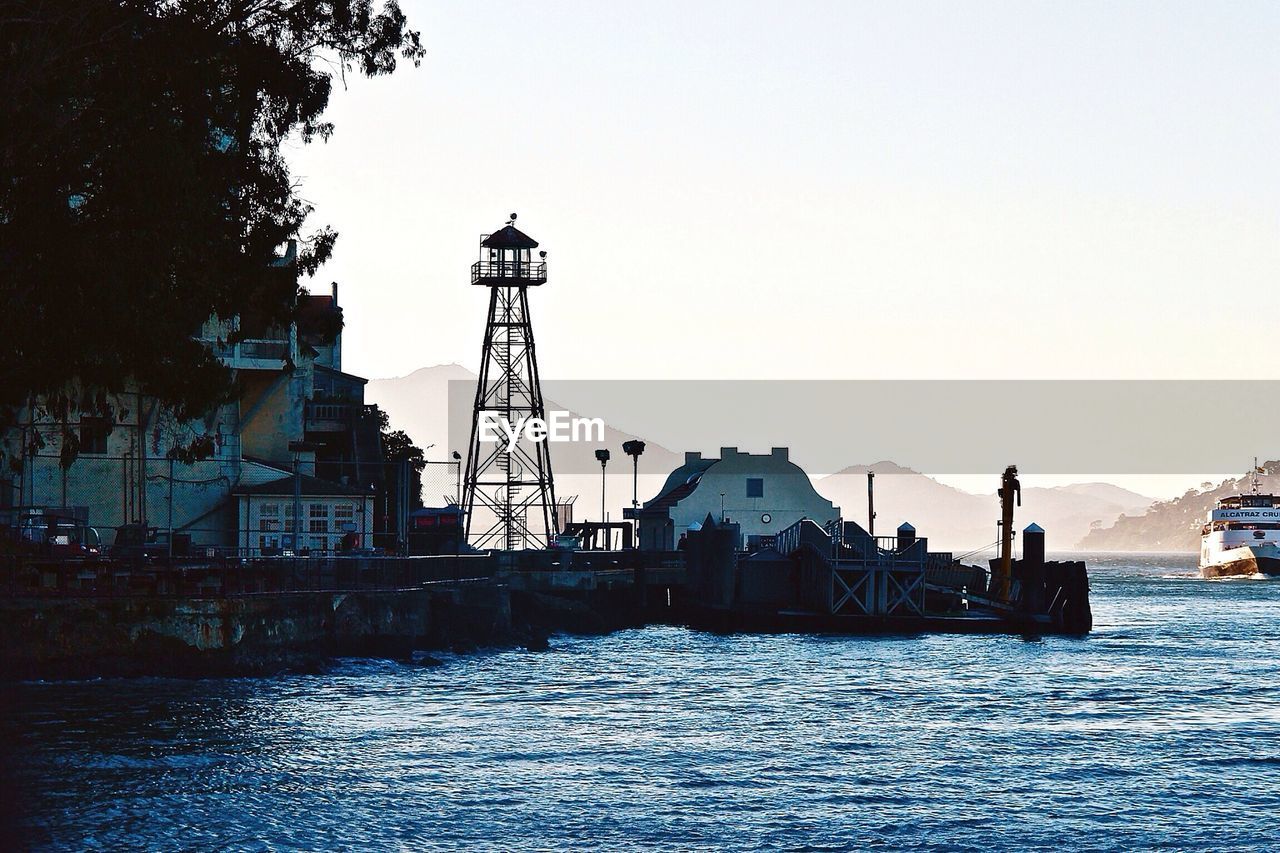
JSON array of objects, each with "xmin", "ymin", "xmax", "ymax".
[{"xmin": 637, "ymin": 447, "xmax": 841, "ymax": 551}]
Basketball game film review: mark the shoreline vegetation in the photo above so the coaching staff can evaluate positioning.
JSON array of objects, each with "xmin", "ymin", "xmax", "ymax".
[{"xmin": 1080, "ymin": 464, "xmax": 1280, "ymax": 551}]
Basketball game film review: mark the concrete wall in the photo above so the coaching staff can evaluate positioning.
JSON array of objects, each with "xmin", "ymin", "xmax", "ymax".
[
  {"xmin": 238, "ymin": 365, "xmax": 313, "ymax": 462},
  {"xmin": 16, "ymin": 397, "xmax": 240, "ymax": 548},
  {"xmin": 0, "ymin": 584, "xmax": 512, "ymax": 680},
  {"xmin": 11, "ymin": 345, "xmax": 326, "ymax": 549}
]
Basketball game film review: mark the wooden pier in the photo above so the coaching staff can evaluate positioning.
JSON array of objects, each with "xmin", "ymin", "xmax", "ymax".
[{"xmin": 680, "ymin": 516, "xmax": 1091, "ymax": 636}]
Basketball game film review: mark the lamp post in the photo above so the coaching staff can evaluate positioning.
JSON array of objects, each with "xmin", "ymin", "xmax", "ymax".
[
  {"xmin": 595, "ymin": 448, "xmax": 610, "ymax": 548},
  {"xmin": 867, "ymin": 470, "xmax": 876, "ymax": 537},
  {"xmin": 287, "ymin": 440, "xmax": 320, "ymax": 556},
  {"xmin": 451, "ymin": 450, "xmax": 463, "ymax": 559},
  {"xmin": 166, "ymin": 451, "xmax": 175, "ymax": 561},
  {"xmin": 452, "ymin": 450, "xmax": 462, "ymax": 505},
  {"xmin": 622, "ymin": 440, "xmax": 645, "ymax": 548}
]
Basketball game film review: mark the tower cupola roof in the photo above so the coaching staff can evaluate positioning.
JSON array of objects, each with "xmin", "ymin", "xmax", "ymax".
[{"xmin": 482, "ymin": 225, "xmax": 539, "ymax": 250}]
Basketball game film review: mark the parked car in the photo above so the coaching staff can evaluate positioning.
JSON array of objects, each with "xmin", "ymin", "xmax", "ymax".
[
  {"xmin": 7, "ymin": 508, "xmax": 101, "ymax": 558},
  {"xmin": 551, "ymin": 533, "xmax": 581, "ymax": 552},
  {"xmin": 111, "ymin": 523, "xmax": 175, "ymax": 559}
]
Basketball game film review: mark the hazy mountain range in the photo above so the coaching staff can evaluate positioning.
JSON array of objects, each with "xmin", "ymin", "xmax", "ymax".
[
  {"xmin": 368, "ymin": 365, "xmax": 1154, "ymax": 551},
  {"xmin": 816, "ymin": 462, "xmax": 1152, "ymax": 553},
  {"xmin": 365, "ymin": 364, "xmax": 683, "ymax": 522}
]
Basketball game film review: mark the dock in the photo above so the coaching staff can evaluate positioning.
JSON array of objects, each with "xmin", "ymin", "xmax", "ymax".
[
  {"xmin": 0, "ymin": 511, "xmax": 1090, "ymax": 680},
  {"xmin": 679, "ymin": 514, "xmax": 1091, "ymax": 636}
]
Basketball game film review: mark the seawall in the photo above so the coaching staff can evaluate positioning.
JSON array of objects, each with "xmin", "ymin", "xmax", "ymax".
[{"xmin": 0, "ymin": 583, "xmax": 515, "ymax": 680}]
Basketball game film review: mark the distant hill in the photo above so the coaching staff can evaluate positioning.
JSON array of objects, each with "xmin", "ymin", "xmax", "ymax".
[
  {"xmin": 1079, "ymin": 464, "xmax": 1280, "ymax": 552},
  {"xmin": 365, "ymin": 364, "xmax": 681, "ymax": 519},
  {"xmin": 368, "ymin": 366, "xmax": 1154, "ymax": 543},
  {"xmin": 366, "ymin": 363, "xmax": 475, "ymax": 457},
  {"xmin": 818, "ymin": 463, "xmax": 1153, "ymax": 553}
]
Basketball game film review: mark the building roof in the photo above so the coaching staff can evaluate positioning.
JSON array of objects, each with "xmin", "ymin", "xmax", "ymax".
[
  {"xmin": 234, "ymin": 473, "xmax": 370, "ymax": 498},
  {"xmin": 641, "ymin": 447, "xmax": 839, "ymax": 522},
  {"xmin": 313, "ymin": 364, "xmax": 368, "ymax": 384},
  {"xmin": 639, "ymin": 479, "xmax": 701, "ymax": 516},
  {"xmin": 482, "ymin": 224, "xmax": 539, "ymax": 250},
  {"xmin": 640, "ymin": 457, "xmax": 717, "ymax": 516},
  {"xmin": 412, "ymin": 506, "xmax": 463, "ymax": 517}
]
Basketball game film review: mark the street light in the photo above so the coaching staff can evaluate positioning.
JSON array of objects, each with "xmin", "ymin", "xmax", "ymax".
[
  {"xmin": 622, "ymin": 440, "xmax": 645, "ymax": 510},
  {"xmin": 595, "ymin": 448, "xmax": 610, "ymax": 545},
  {"xmin": 452, "ymin": 450, "xmax": 462, "ymax": 505},
  {"xmin": 287, "ymin": 440, "xmax": 320, "ymax": 556},
  {"xmin": 622, "ymin": 440, "xmax": 645, "ymax": 548}
]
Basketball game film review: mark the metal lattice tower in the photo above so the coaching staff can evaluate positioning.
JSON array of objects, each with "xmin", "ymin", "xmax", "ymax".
[{"xmin": 461, "ymin": 215, "xmax": 559, "ymax": 550}]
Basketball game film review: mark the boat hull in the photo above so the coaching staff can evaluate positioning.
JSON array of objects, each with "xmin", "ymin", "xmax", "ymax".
[{"xmin": 1200, "ymin": 546, "xmax": 1280, "ymax": 579}]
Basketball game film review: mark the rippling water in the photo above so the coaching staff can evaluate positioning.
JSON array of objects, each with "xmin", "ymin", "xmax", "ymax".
[{"xmin": 8, "ymin": 553, "xmax": 1280, "ymax": 850}]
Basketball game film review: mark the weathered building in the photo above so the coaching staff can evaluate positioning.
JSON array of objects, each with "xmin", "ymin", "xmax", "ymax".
[
  {"xmin": 234, "ymin": 467, "xmax": 374, "ymax": 555},
  {"xmin": 637, "ymin": 447, "xmax": 841, "ymax": 551},
  {"xmin": 3, "ymin": 245, "xmax": 382, "ymax": 554}
]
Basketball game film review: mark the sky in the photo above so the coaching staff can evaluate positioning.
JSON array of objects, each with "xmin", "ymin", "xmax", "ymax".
[{"xmin": 288, "ymin": 1, "xmax": 1279, "ymax": 497}]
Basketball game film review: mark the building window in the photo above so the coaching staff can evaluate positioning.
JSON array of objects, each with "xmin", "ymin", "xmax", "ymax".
[
  {"xmin": 334, "ymin": 503, "xmax": 355, "ymax": 530},
  {"xmin": 746, "ymin": 478, "xmax": 764, "ymax": 498},
  {"xmin": 79, "ymin": 416, "xmax": 110, "ymax": 455},
  {"xmin": 284, "ymin": 504, "xmax": 296, "ymax": 533},
  {"xmin": 259, "ymin": 503, "xmax": 280, "ymax": 533},
  {"xmin": 309, "ymin": 503, "xmax": 329, "ymax": 534}
]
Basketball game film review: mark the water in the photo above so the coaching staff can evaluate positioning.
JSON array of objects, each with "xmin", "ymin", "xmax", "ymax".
[{"xmin": 8, "ymin": 553, "xmax": 1280, "ymax": 851}]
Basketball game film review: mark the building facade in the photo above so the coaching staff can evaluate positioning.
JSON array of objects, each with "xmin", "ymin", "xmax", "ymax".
[
  {"xmin": 235, "ymin": 468, "xmax": 375, "ymax": 555},
  {"xmin": 2, "ymin": 246, "xmax": 384, "ymax": 555},
  {"xmin": 638, "ymin": 447, "xmax": 841, "ymax": 551}
]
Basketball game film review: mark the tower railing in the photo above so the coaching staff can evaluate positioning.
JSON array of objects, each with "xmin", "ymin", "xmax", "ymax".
[{"xmin": 471, "ymin": 260, "xmax": 548, "ymax": 284}]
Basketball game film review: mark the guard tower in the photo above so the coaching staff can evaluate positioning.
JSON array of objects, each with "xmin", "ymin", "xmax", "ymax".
[{"xmin": 460, "ymin": 214, "xmax": 559, "ymax": 549}]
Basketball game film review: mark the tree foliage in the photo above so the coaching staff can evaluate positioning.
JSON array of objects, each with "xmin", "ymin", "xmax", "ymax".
[
  {"xmin": 0, "ymin": 1, "xmax": 422, "ymax": 427},
  {"xmin": 373, "ymin": 405, "xmax": 424, "ymax": 510},
  {"xmin": 1080, "ymin": 463, "xmax": 1280, "ymax": 551}
]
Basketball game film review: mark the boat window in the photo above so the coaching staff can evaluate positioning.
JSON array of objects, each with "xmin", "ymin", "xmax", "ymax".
[{"xmin": 1226, "ymin": 522, "xmax": 1280, "ymax": 531}]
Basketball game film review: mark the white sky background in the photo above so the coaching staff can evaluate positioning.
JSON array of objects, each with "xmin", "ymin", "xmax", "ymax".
[{"xmin": 287, "ymin": 1, "xmax": 1279, "ymax": 498}]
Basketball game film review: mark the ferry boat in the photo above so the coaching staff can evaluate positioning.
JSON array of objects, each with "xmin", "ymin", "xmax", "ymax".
[{"xmin": 1199, "ymin": 473, "xmax": 1280, "ymax": 578}]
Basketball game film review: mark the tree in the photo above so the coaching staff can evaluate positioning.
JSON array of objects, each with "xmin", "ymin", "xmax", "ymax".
[
  {"xmin": 372, "ymin": 404, "xmax": 424, "ymax": 514},
  {"xmin": 0, "ymin": 2, "xmax": 422, "ymax": 445},
  {"xmin": 376, "ymin": 417, "xmax": 423, "ymax": 553}
]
